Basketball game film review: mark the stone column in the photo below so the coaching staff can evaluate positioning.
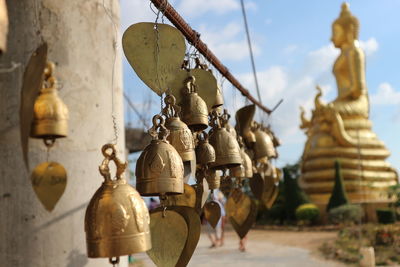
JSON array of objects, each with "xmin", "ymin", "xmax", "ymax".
[{"xmin": 0, "ymin": 0, "xmax": 127, "ymax": 266}]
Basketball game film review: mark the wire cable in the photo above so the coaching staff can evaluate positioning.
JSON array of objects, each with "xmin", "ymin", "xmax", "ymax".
[{"xmin": 240, "ymin": 0, "xmax": 262, "ymax": 105}]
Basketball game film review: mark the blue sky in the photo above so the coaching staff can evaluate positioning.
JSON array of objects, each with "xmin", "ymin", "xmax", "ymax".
[{"xmin": 120, "ymin": 0, "xmax": 400, "ymax": 171}]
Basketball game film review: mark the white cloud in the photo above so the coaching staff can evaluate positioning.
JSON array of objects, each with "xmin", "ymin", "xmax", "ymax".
[
  {"xmin": 176, "ymin": 0, "xmax": 239, "ymax": 18},
  {"xmin": 370, "ymin": 83, "xmax": 400, "ymax": 105},
  {"xmin": 198, "ymin": 22, "xmax": 260, "ymax": 61},
  {"xmin": 244, "ymin": 1, "xmax": 257, "ymax": 11},
  {"xmin": 238, "ymin": 66, "xmax": 288, "ymax": 101},
  {"xmin": 360, "ymin": 38, "xmax": 379, "ymax": 56},
  {"xmin": 283, "ymin": 44, "xmax": 298, "ymax": 54},
  {"xmin": 306, "ymin": 44, "xmax": 339, "ymax": 75},
  {"xmin": 120, "ymin": 0, "xmax": 157, "ymax": 31}
]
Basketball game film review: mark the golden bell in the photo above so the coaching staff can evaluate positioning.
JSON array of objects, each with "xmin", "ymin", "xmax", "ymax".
[
  {"xmin": 212, "ymin": 84, "xmax": 224, "ymax": 108},
  {"xmin": 205, "ymin": 168, "xmax": 221, "ymax": 190},
  {"xmin": 180, "ymin": 76, "xmax": 209, "ymax": 132},
  {"xmin": 163, "ymin": 95, "xmax": 195, "ymax": 162},
  {"xmin": 253, "ymin": 123, "xmax": 276, "ymax": 161},
  {"xmin": 31, "ymin": 62, "xmax": 68, "ymax": 141},
  {"xmin": 195, "ymin": 131, "xmax": 216, "ymax": 165},
  {"xmin": 209, "ymin": 110, "xmax": 241, "ymax": 170},
  {"xmin": 85, "ymin": 144, "xmax": 151, "ymax": 259},
  {"xmin": 135, "ymin": 115, "xmax": 184, "ymax": 196},
  {"xmin": 230, "ymin": 144, "xmax": 253, "ymax": 178}
]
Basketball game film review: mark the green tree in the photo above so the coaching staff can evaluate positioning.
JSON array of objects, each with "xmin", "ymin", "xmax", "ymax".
[
  {"xmin": 283, "ymin": 165, "xmax": 310, "ymax": 221},
  {"xmin": 326, "ymin": 160, "xmax": 349, "ymax": 211}
]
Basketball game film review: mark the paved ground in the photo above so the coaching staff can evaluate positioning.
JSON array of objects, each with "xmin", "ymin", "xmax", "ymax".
[{"xmin": 131, "ymin": 229, "xmax": 346, "ymax": 267}]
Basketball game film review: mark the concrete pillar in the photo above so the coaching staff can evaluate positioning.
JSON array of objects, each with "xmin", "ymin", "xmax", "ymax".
[{"xmin": 0, "ymin": 0, "xmax": 127, "ymax": 266}]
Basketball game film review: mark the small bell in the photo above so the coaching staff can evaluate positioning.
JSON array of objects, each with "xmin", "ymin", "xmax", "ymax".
[
  {"xmin": 180, "ymin": 76, "xmax": 209, "ymax": 132},
  {"xmin": 230, "ymin": 137, "xmax": 253, "ymax": 178},
  {"xmin": 204, "ymin": 168, "xmax": 221, "ymax": 190},
  {"xmin": 163, "ymin": 95, "xmax": 195, "ymax": 162},
  {"xmin": 212, "ymin": 84, "xmax": 224, "ymax": 108},
  {"xmin": 209, "ymin": 110, "xmax": 241, "ymax": 170},
  {"xmin": 195, "ymin": 131, "xmax": 215, "ymax": 165},
  {"xmin": 135, "ymin": 115, "xmax": 184, "ymax": 196},
  {"xmin": 31, "ymin": 62, "xmax": 68, "ymax": 143},
  {"xmin": 85, "ymin": 144, "xmax": 151, "ymax": 260},
  {"xmin": 253, "ymin": 122, "xmax": 276, "ymax": 161}
]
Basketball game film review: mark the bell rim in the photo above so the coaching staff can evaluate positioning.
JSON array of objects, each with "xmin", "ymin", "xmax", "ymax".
[{"xmin": 86, "ymin": 231, "xmax": 152, "ymax": 258}]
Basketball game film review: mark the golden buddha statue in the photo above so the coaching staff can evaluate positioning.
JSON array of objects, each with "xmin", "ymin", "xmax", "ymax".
[{"xmin": 299, "ymin": 3, "xmax": 398, "ymax": 204}]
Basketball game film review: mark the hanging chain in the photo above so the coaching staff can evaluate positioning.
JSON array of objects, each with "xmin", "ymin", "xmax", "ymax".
[{"xmin": 102, "ymin": 0, "xmax": 119, "ymax": 145}]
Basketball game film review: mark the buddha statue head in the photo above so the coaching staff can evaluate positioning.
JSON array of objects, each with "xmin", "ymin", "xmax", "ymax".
[{"xmin": 331, "ymin": 3, "xmax": 359, "ymax": 48}]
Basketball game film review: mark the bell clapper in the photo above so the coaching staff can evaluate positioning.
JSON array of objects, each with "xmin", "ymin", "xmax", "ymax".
[
  {"xmin": 159, "ymin": 194, "xmax": 168, "ymax": 218},
  {"xmin": 109, "ymin": 257, "xmax": 119, "ymax": 267}
]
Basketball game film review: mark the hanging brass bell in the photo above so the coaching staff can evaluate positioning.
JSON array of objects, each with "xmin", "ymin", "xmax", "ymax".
[
  {"xmin": 208, "ymin": 110, "xmax": 241, "ymax": 170},
  {"xmin": 205, "ymin": 168, "xmax": 221, "ymax": 190},
  {"xmin": 163, "ymin": 95, "xmax": 195, "ymax": 162},
  {"xmin": 135, "ymin": 115, "xmax": 184, "ymax": 196},
  {"xmin": 253, "ymin": 122, "xmax": 276, "ymax": 161},
  {"xmin": 212, "ymin": 84, "xmax": 224, "ymax": 108},
  {"xmin": 31, "ymin": 62, "xmax": 68, "ymax": 142},
  {"xmin": 180, "ymin": 76, "xmax": 209, "ymax": 132},
  {"xmin": 195, "ymin": 131, "xmax": 215, "ymax": 165},
  {"xmin": 85, "ymin": 144, "xmax": 151, "ymax": 259},
  {"xmin": 230, "ymin": 137, "xmax": 253, "ymax": 178}
]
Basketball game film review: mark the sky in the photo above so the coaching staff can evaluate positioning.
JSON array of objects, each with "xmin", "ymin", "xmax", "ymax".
[{"xmin": 119, "ymin": 0, "xmax": 400, "ymax": 171}]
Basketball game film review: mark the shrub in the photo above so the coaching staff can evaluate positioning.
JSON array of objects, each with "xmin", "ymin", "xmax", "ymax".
[
  {"xmin": 328, "ymin": 204, "xmax": 363, "ymax": 225},
  {"xmin": 295, "ymin": 203, "xmax": 320, "ymax": 224},
  {"xmin": 376, "ymin": 208, "xmax": 396, "ymax": 224},
  {"xmin": 283, "ymin": 167, "xmax": 310, "ymax": 221},
  {"xmin": 326, "ymin": 160, "xmax": 349, "ymax": 211}
]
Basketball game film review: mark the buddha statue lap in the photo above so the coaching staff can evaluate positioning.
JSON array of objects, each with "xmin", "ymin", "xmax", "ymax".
[{"xmin": 299, "ymin": 3, "xmax": 398, "ymax": 204}]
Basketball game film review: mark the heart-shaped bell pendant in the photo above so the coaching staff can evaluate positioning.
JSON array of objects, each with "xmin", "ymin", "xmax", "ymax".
[
  {"xmin": 31, "ymin": 161, "xmax": 67, "ymax": 211},
  {"xmin": 135, "ymin": 115, "xmax": 184, "ymax": 196},
  {"xmin": 235, "ymin": 105, "xmax": 256, "ymax": 148},
  {"xmin": 226, "ymin": 188, "xmax": 257, "ymax": 239},
  {"xmin": 163, "ymin": 95, "xmax": 195, "ymax": 162},
  {"xmin": 85, "ymin": 144, "xmax": 151, "ymax": 261},
  {"xmin": 147, "ymin": 209, "xmax": 188, "ymax": 267},
  {"xmin": 204, "ymin": 201, "xmax": 221, "ymax": 228},
  {"xmin": 164, "ymin": 183, "xmax": 196, "ymax": 208}
]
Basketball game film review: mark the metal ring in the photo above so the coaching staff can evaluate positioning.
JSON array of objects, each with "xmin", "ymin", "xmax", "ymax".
[{"xmin": 101, "ymin": 144, "xmax": 116, "ymax": 159}]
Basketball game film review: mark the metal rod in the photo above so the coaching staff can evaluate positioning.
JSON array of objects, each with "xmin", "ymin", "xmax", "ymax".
[{"xmin": 150, "ymin": 0, "xmax": 272, "ymax": 114}]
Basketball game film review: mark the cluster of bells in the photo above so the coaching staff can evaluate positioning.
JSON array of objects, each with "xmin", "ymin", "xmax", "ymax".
[{"xmin": 83, "ymin": 75, "xmax": 281, "ymax": 265}]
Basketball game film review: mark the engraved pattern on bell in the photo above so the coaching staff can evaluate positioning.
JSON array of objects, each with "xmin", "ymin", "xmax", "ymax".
[
  {"xmin": 180, "ymin": 76, "xmax": 208, "ymax": 132},
  {"xmin": 163, "ymin": 95, "xmax": 195, "ymax": 162},
  {"xmin": 85, "ymin": 144, "xmax": 151, "ymax": 258},
  {"xmin": 31, "ymin": 62, "xmax": 69, "ymax": 140},
  {"xmin": 205, "ymin": 168, "xmax": 221, "ymax": 190},
  {"xmin": 195, "ymin": 131, "xmax": 216, "ymax": 165},
  {"xmin": 136, "ymin": 115, "xmax": 184, "ymax": 196},
  {"xmin": 208, "ymin": 110, "xmax": 241, "ymax": 170}
]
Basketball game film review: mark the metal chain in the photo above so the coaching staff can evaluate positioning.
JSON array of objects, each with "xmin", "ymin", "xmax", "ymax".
[{"xmin": 102, "ymin": 0, "xmax": 119, "ymax": 145}]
